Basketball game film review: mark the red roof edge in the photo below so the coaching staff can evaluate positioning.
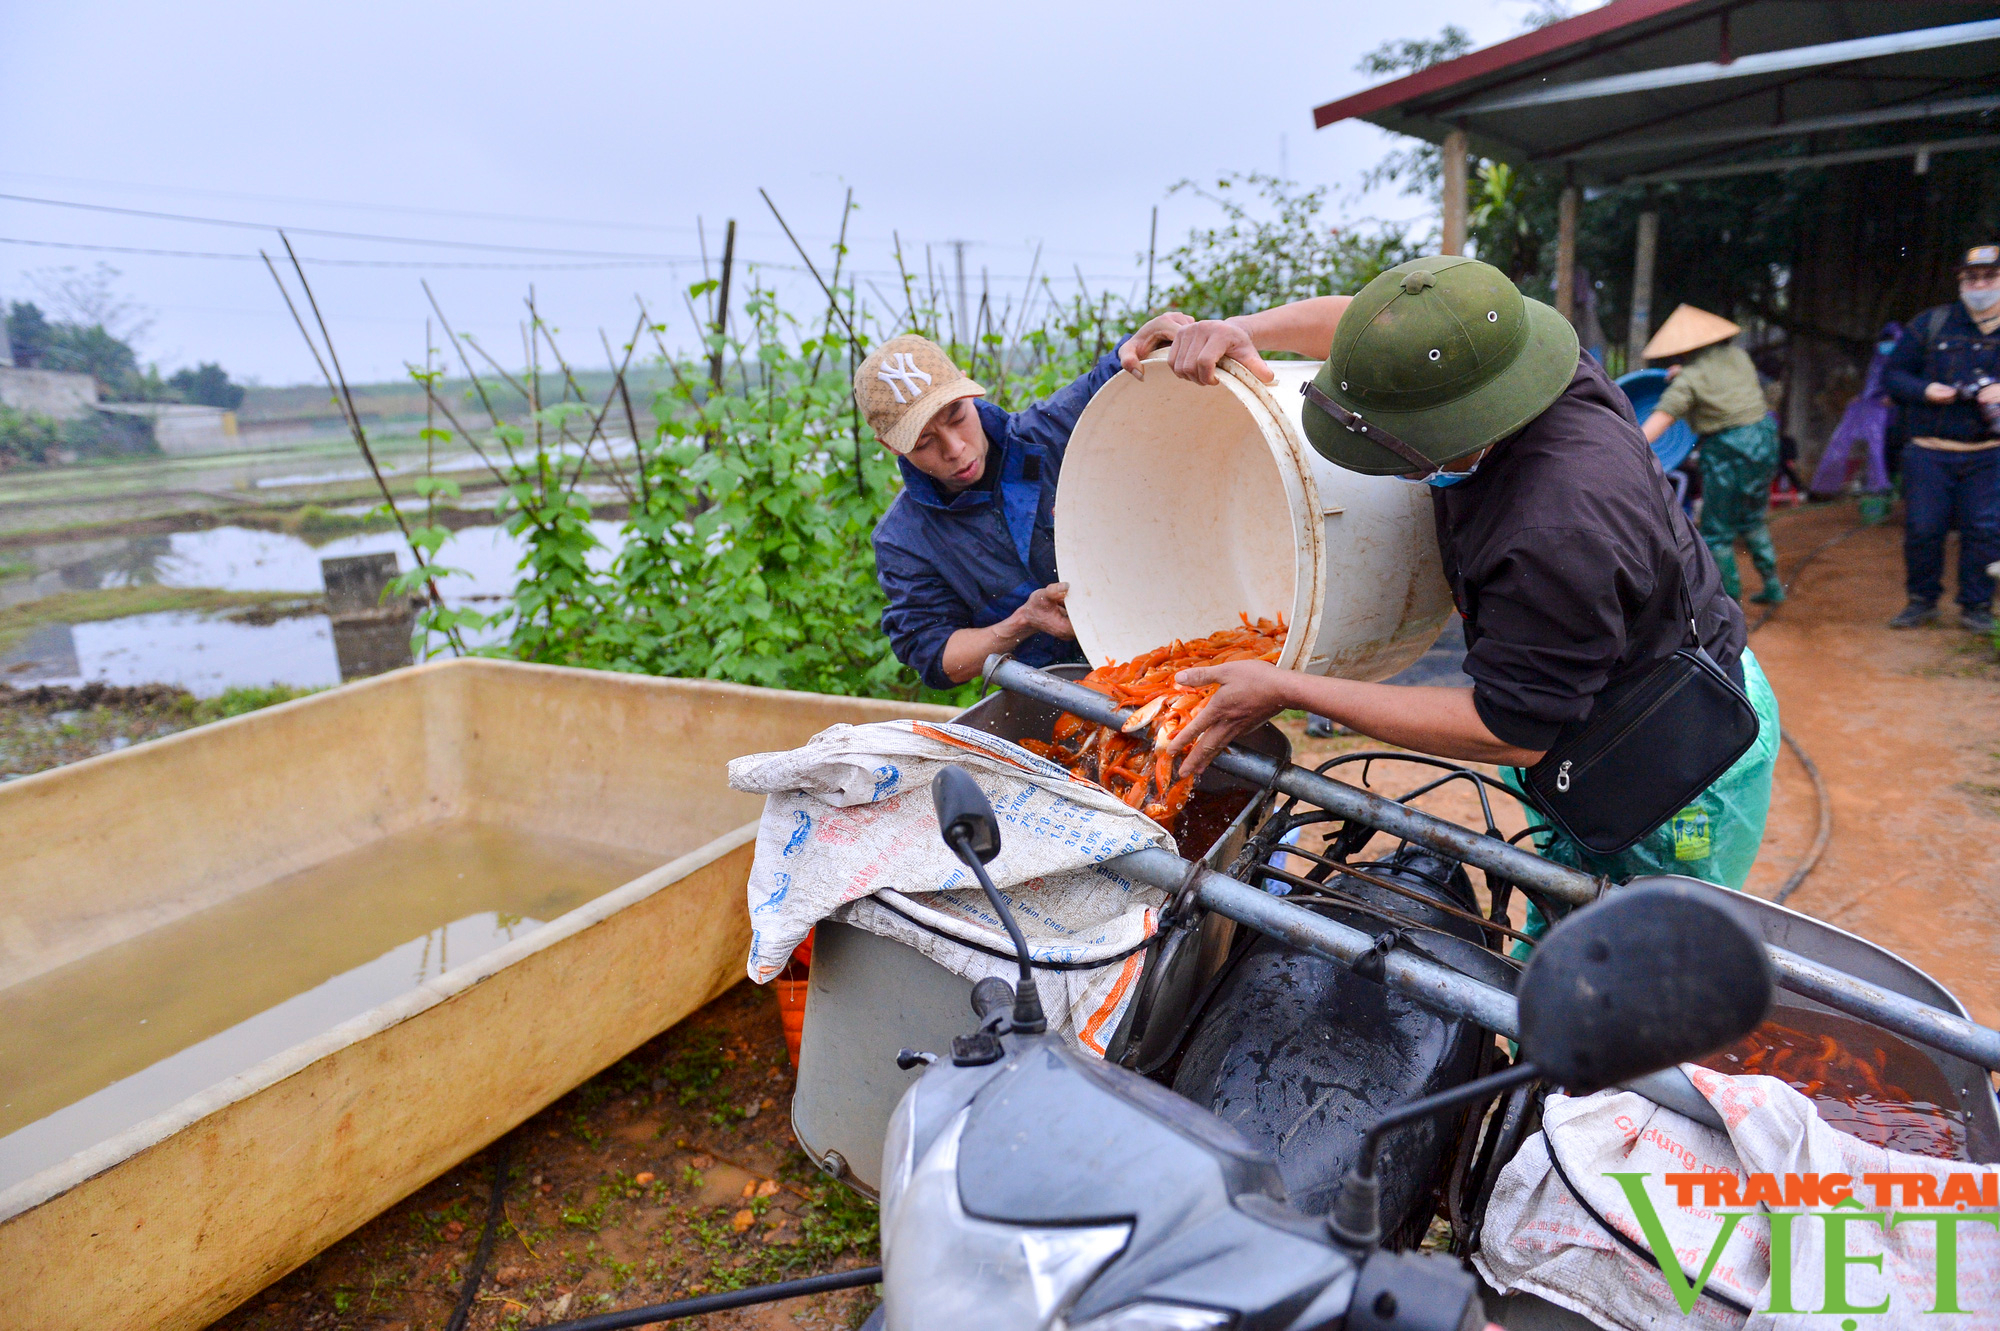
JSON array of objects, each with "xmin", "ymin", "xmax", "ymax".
[{"xmin": 1312, "ymin": 0, "xmax": 1712, "ymax": 129}]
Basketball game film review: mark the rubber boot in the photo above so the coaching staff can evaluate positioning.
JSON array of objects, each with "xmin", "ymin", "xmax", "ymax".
[
  {"xmin": 1706, "ymin": 538, "xmax": 1743, "ymax": 599},
  {"xmin": 1745, "ymin": 525, "xmax": 1784, "ymax": 603}
]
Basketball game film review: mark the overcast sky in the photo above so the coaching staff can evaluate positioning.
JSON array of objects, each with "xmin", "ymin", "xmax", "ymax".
[{"xmin": 4, "ymin": 1, "xmax": 1559, "ymax": 386}]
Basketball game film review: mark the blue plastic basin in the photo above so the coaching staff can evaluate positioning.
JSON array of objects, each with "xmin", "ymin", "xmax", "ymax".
[{"xmin": 1616, "ymin": 368, "xmax": 1698, "ymax": 472}]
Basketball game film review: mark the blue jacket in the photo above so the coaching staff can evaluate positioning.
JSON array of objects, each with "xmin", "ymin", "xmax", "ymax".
[
  {"xmin": 873, "ymin": 344, "xmax": 1127, "ymax": 690},
  {"xmin": 1883, "ymin": 302, "xmax": 2000, "ymax": 443}
]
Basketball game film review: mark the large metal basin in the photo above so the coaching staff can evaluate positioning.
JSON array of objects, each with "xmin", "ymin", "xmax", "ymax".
[
  {"xmin": 0, "ymin": 658, "xmax": 952, "ymax": 1331},
  {"xmin": 1690, "ymin": 880, "xmax": 2000, "ymax": 1161}
]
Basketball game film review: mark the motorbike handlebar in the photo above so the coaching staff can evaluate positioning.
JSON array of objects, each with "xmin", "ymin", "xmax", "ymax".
[{"xmin": 970, "ymin": 976, "xmax": 1015, "ymax": 1022}]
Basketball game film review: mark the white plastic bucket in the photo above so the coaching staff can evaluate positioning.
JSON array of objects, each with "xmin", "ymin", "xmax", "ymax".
[{"xmin": 1055, "ymin": 354, "xmax": 1453, "ymax": 680}]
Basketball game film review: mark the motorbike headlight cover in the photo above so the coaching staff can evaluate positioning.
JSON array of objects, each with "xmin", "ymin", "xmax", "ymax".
[
  {"xmin": 1063, "ymin": 1305, "xmax": 1233, "ymax": 1331},
  {"xmin": 883, "ymin": 1108, "xmax": 1131, "ymax": 1330},
  {"xmin": 877, "ymin": 1078, "xmax": 920, "ymax": 1260}
]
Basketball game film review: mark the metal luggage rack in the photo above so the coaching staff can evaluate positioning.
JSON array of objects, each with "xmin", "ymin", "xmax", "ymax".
[
  {"xmin": 1234, "ymin": 751, "xmax": 1539, "ymax": 959},
  {"xmin": 983, "ymin": 655, "xmax": 2000, "ymax": 1134}
]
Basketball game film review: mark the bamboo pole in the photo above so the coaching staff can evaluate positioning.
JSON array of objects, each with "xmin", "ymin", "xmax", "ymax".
[
  {"xmin": 1555, "ymin": 184, "xmax": 1579, "ymax": 323},
  {"xmin": 709, "ymin": 219, "xmax": 736, "ymax": 392},
  {"xmin": 1628, "ymin": 209, "xmax": 1659, "ymax": 365},
  {"xmin": 1441, "ymin": 128, "xmax": 1469, "ymax": 256}
]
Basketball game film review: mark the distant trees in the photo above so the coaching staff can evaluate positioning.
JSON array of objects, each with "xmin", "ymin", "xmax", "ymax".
[
  {"xmin": 168, "ymin": 363, "xmax": 247, "ymax": 410},
  {"xmin": 6, "ymin": 301, "xmax": 245, "ymax": 409},
  {"xmin": 5, "ymin": 302, "xmax": 51, "ymax": 367},
  {"xmin": 1156, "ymin": 173, "xmax": 1421, "ymax": 322}
]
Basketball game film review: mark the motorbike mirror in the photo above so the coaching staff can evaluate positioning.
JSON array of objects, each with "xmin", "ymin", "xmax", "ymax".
[
  {"xmin": 932, "ymin": 765, "xmax": 1001, "ymax": 865},
  {"xmin": 1517, "ymin": 881, "xmax": 1773, "ymax": 1094},
  {"xmin": 931, "ymin": 767, "xmax": 1046, "ymax": 1035}
]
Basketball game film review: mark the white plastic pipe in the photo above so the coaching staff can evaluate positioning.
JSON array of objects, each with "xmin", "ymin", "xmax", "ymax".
[{"xmin": 1055, "ymin": 354, "xmax": 1452, "ymax": 681}]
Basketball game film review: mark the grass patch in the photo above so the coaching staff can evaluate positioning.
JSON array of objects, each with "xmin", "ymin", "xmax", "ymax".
[
  {"xmin": 1, "ymin": 680, "xmax": 323, "ymax": 779},
  {"xmin": 0, "ymin": 586, "xmax": 321, "ymax": 655},
  {"xmin": 0, "ymin": 556, "xmax": 30, "ymax": 581},
  {"xmin": 280, "ymin": 504, "xmax": 397, "ymax": 542},
  {"xmin": 189, "ymin": 684, "xmax": 320, "ymax": 722}
]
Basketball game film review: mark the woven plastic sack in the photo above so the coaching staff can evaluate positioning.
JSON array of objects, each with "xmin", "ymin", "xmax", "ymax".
[
  {"xmin": 1475, "ymin": 1066, "xmax": 2000, "ymax": 1329},
  {"xmin": 1506, "ymin": 647, "xmax": 1780, "ymax": 906},
  {"xmin": 727, "ymin": 719, "xmax": 1175, "ymax": 1055}
]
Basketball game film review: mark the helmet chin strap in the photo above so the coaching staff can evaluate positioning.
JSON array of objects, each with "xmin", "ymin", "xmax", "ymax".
[
  {"xmin": 1301, "ymin": 381, "xmax": 1441, "ymax": 474},
  {"xmin": 1302, "ymin": 380, "xmax": 1488, "ymax": 479}
]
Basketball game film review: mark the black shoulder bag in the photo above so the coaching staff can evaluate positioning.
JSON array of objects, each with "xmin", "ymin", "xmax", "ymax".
[{"xmin": 1519, "ymin": 499, "xmax": 1760, "ymax": 857}]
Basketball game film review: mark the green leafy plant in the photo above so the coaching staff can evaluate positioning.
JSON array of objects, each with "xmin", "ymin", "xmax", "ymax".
[
  {"xmin": 390, "ymin": 188, "xmax": 1428, "ymax": 703},
  {"xmin": 397, "ymin": 203, "xmax": 1119, "ymax": 704},
  {"xmin": 1158, "ymin": 173, "xmax": 1422, "ymax": 322}
]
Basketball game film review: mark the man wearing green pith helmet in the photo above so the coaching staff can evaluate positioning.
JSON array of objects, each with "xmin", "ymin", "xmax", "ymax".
[{"xmin": 1120, "ymin": 257, "xmax": 1780, "ymax": 895}]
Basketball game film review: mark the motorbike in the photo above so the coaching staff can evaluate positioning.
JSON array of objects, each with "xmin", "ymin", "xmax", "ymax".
[
  {"xmin": 541, "ymin": 660, "xmax": 2000, "ymax": 1331},
  {"xmin": 856, "ymin": 765, "xmax": 1774, "ymax": 1331}
]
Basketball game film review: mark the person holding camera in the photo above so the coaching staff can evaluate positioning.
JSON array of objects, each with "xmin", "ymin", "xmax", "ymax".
[{"xmin": 1882, "ymin": 243, "xmax": 2000, "ymax": 634}]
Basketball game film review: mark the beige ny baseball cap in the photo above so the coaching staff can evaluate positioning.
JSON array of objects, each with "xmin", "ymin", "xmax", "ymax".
[{"xmin": 853, "ymin": 335, "xmax": 985, "ymax": 455}]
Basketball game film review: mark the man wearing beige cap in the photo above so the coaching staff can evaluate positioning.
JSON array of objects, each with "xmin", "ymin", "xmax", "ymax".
[
  {"xmin": 862, "ymin": 327, "xmax": 1159, "ymax": 688},
  {"xmin": 1637, "ymin": 304, "xmax": 1784, "ymax": 606}
]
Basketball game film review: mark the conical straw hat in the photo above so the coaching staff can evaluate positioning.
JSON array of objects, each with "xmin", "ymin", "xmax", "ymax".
[{"xmin": 1642, "ymin": 304, "xmax": 1741, "ymax": 360}]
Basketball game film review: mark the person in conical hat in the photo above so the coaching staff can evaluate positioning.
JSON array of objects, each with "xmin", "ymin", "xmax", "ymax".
[
  {"xmin": 1637, "ymin": 304, "xmax": 1784, "ymax": 605},
  {"xmin": 1113, "ymin": 258, "xmax": 1779, "ymax": 896}
]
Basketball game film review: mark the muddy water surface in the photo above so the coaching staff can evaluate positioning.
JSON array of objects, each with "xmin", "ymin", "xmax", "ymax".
[
  {"xmin": 0, "ymin": 820, "xmax": 663, "ymax": 1193},
  {"xmin": 1, "ymin": 521, "xmax": 625, "ymax": 694}
]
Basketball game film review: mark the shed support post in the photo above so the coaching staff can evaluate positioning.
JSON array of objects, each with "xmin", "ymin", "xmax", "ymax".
[
  {"xmin": 1629, "ymin": 210, "xmax": 1659, "ymax": 365},
  {"xmin": 1555, "ymin": 185, "xmax": 1579, "ymax": 321},
  {"xmin": 1441, "ymin": 129, "xmax": 1469, "ymax": 256}
]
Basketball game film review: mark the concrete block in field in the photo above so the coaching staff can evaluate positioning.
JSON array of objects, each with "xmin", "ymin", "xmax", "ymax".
[
  {"xmin": 321, "ymin": 553, "xmax": 414, "ymax": 680},
  {"xmin": 331, "ymin": 615, "xmax": 415, "ymax": 682},
  {"xmin": 320, "ymin": 554, "xmax": 402, "ymax": 617}
]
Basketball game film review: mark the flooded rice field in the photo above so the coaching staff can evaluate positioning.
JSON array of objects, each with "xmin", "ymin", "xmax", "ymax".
[
  {"xmin": 0, "ymin": 819, "xmax": 663, "ymax": 1194},
  {"xmin": 1, "ymin": 520, "xmax": 623, "ymax": 695}
]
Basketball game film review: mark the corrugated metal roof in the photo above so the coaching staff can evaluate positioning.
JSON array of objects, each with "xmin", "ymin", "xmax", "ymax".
[{"xmin": 1312, "ymin": 0, "xmax": 2000, "ymax": 183}]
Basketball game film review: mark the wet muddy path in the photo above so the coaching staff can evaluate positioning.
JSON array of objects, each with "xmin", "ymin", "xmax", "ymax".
[{"xmin": 1734, "ymin": 501, "xmax": 2000, "ymax": 1028}]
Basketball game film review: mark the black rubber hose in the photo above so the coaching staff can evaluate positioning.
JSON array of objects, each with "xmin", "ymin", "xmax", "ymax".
[
  {"xmin": 1774, "ymin": 728, "xmax": 1833, "ymax": 904},
  {"xmin": 1745, "ymin": 518, "xmax": 1861, "ymax": 902},
  {"xmin": 443, "ymin": 1136, "xmax": 511, "ymax": 1331},
  {"xmin": 539, "ymin": 1266, "xmax": 884, "ymax": 1331}
]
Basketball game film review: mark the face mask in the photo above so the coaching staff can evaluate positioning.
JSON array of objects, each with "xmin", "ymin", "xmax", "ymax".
[
  {"xmin": 1964, "ymin": 286, "xmax": 2000, "ymax": 314},
  {"xmin": 1394, "ymin": 457, "xmax": 1482, "ymax": 489}
]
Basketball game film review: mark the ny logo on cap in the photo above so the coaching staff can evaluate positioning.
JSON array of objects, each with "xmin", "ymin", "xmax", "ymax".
[{"xmin": 876, "ymin": 353, "xmax": 933, "ymax": 404}]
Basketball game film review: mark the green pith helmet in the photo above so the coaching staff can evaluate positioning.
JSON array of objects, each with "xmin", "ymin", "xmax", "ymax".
[{"xmin": 1302, "ymin": 256, "xmax": 1580, "ymax": 475}]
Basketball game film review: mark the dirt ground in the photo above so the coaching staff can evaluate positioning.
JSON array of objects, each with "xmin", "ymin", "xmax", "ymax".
[
  {"xmin": 1731, "ymin": 500, "xmax": 2000, "ymax": 1027},
  {"xmin": 210, "ymin": 983, "xmax": 878, "ymax": 1331},
  {"xmin": 199, "ymin": 497, "xmax": 2000, "ymax": 1331}
]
